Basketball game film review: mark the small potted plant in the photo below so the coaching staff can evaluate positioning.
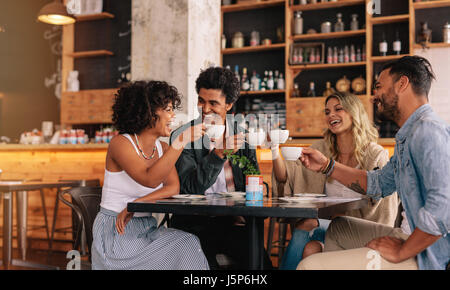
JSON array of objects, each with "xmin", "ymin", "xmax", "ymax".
[{"xmin": 224, "ymin": 150, "xmax": 263, "ymax": 202}]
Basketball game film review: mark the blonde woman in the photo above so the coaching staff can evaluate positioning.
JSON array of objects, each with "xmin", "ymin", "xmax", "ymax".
[{"xmin": 271, "ymin": 92, "xmax": 400, "ymax": 270}]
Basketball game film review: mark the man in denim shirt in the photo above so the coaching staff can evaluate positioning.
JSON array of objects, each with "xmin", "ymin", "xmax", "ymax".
[{"xmin": 296, "ymin": 56, "xmax": 449, "ymax": 270}]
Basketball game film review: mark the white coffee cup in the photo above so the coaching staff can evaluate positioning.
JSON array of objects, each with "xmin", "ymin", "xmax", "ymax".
[
  {"xmin": 248, "ymin": 129, "xmax": 265, "ymax": 146},
  {"xmin": 269, "ymin": 129, "xmax": 289, "ymax": 144},
  {"xmin": 281, "ymin": 146, "xmax": 303, "ymax": 161},
  {"xmin": 206, "ymin": 124, "xmax": 225, "ymax": 139}
]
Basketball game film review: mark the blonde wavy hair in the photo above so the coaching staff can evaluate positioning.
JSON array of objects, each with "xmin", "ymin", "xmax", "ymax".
[{"xmin": 323, "ymin": 92, "xmax": 379, "ymax": 167}]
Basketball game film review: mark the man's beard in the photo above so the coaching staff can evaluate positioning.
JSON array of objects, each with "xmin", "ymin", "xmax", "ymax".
[{"xmin": 375, "ymin": 91, "xmax": 401, "ymax": 124}]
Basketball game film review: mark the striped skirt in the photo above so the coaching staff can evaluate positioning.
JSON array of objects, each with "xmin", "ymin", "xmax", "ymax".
[{"xmin": 91, "ymin": 207, "xmax": 210, "ymax": 270}]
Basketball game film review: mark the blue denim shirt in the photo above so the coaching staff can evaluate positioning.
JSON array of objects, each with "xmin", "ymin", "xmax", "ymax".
[{"xmin": 367, "ymin": 104, "xmax": 450, "ymax": 270}]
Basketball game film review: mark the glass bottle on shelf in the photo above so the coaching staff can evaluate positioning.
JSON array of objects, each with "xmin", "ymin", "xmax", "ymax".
[
  {"xmin": 334, "ymin": 13, "xmax": 344, "ymax": 32},
  {"xmin": 309, "ymin": 48, "xmax": 316, "ymax": 63},
  {"xmin": 251, "ymin": 70, "xmax": 260, "ymax": 91},
  {"xmin": 350, "ymin": 44, "xmax": 356, "ymax": 62},
  {"xmin": 350, "ymin": 14, "xmax": 359, "ymax": 31},
  {"xmin": 293, "ymin": 11, "xmax": 304, "ymax": 35},
  {"xmin": 307, "ymin": 82, "xmax": 316, "ymax": 97},
  {"xmin": 292, "ymin": 48, "xmax": 299, "ymax": 64},
  {"xmin": 277, "ymin": 73, "xmax": 285, "ymax": 90},
  {"xmin": 292, "ymin": 83, "xmax": 300, "ymax": 98},
  {"xmin": 298, "ymin": 47, "xmax": 304, "ymax": 63},
  {"xmin": 333, "ymin": 46, "xmax": 338, "ymax": 64},
  {"xmin": 393, "ymin": 30, "xmax": 401, "ymax": 55},
  {"xmin": 356, "ymin": 47, "xmax": 362, "ymax": 62},
  {"xmin": 338, "ymin": 47, "xmax": 344, "ymax": 63},
  {"xmin": 379, "ymin": 32, "xmax": 388, "ymax": 56},
  {"xmin": 267, "ymin": 71, "xmax": 274, "ymax": 91},
  {"xmin": 241, "ymin": 67, "xmax": 250, "ymax": 91},
  {"xmin": 323, "ymin": 82, "xmax": 336, "ymax": 98},
  {"xmin": 274, "ymin": 70, "xmax": 279, "ymax": 88},
  {"xmin": 315, "ymin": 48, "xmax": 321, "ymax": 64},
  {"xmin": 344, "ymin": 45, "xmax": 350, "ymax": 63},
  {"xmin": 327, "ymin": 47, "xmax": 333, "ymax": 64},
  {"xmin": 234, "ymin": 65, "xmax": 240, "ymax": 86}
]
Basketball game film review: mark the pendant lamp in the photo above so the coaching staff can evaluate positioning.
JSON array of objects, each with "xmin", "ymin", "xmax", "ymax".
[{"xmin": 37, "ymin": 0, "xmax": 76, "ymax": 25}]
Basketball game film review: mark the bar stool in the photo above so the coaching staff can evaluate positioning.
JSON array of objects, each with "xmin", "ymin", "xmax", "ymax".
[
  {"xmin": 48, "ymin": 179, "xmax": 100, "ymax": 256},
  {"xmin": 0, "ymin": 178, "xmax": 50, "ymax": 260}
]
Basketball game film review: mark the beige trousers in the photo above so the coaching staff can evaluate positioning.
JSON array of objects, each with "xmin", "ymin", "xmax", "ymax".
[{"xmin": 297, "ymin": 216, "xmax": 418, "ymax": 270}]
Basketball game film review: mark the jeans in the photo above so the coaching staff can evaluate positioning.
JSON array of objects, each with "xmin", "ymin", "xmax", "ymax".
[{"xmin": 280, "ymin": 219, "xmax": 331, "ymax": 270}]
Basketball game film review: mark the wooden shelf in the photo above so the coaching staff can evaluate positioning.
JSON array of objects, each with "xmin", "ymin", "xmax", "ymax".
[
  {"xmin": 240, "ymin": 89, "xmax": 286, "ymax": 95},
  {"xmin": 222, "ymin": 43, "xmax": 285, "ymax": 55},
  {"xmin": 221, "ymin": 0, "xmax": 285, "ymax": 13},
  {"xmin": 371, "ymin": 14, "xmax": 410, "ymax": 25},
  {"xmin": 289, "ymin": 61, "xmax": 366, "ymax": 71},
  {"xmin": 66, "ymin": 50, "xmax": 114, "ymax": 58},
  {"xmin": 291, "ymin": 29, "xmax": 366, "ymax": 41},
  {"xmin": 413, "ymin": 42, "xmax": 450, "ymax": 49},
  {"xmin": 75, "ymin": 12, "xmax": 115, "ymax": 22},
  {"xmin": 413, "ymin": 0, "xmax": 450, "ymax": 10},
  {"xmin": 291, "ymin": 0, "xmax": 364, "ymax": 11},
  {"xmin": 371, "ymin": 54, "xmax": 410, "ymax": 63}
]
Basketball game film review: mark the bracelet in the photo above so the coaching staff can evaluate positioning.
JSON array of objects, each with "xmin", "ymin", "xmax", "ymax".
[
  {"xmin": 326, "ymin": 159, "xmax": 336, "ymax": 177},
  {"xmin": 322, "ymin": 158, "xmax": 335, "ymax": 176},
  {"xmin": 321, "ymin": 158, "xmax": 332, "ymax": 174}
]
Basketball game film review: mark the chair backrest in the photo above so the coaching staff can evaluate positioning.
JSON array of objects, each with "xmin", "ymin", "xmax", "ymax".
[{"xmin": 62, "ymin": 186, "xmax": 102, "ymax": 254}]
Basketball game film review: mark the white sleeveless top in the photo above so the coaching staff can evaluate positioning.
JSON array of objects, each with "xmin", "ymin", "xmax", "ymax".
[{"xmin": 100, "ymin": 134, "xmax": 163, "ymax": 216}]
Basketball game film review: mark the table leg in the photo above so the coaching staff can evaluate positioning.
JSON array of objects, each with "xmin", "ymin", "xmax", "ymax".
[
  {"xmin": 16, "ymin": 191, "xmax": 28, "ymax": 260},
  {"xmin": 246, "ymin": 216, "xmax": 265, "ymax": 270},
  {"xmin": 48, "ymin": 188, "xmax": 60, "ymax": 254},
  {"xmin": 2, "ymin": 192, "xmax": 12, "ymax": 269}
]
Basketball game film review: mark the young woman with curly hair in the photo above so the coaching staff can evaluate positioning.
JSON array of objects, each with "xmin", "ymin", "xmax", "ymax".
[
  {"xmin": 270, "ymin": 92, "xmax": 400, "ymax": 270},
  {"xmin": 91, "ymin": 80, "xmax": 209, "ymax": 270}
]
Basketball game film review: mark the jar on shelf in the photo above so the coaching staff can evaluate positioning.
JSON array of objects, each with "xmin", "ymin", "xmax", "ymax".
[
  {"xmin": 334, "ymin": 13, "xmax": 344, "ymax": 32},
  {"xmin": 250, "ymin": 31, "xmax": 260, "ymax": 46},
  {"xmin": 232, "ymin": 32, "xmax": 244, "ymax": 48},
  {"xmin": 443, "ymin": 22, "xmax": 450, "ymax": 44},
  {"xmin": 350, "ymin": 14, "xmax": 359, "ymax": 31},
  {"xmin": 293, "ymin": 11, "xmax": 304, "ymax": 35},
  {"xmin": 321, "ymin": 22, "xmax": 331, "ymax": 34}
]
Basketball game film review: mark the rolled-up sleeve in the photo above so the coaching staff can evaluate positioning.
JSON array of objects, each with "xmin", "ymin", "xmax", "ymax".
[
  {"xmin": 411, "ymin": 122, "xmax": 450, "ymax": 237},
  {"xmin": 367, "ymin": 156, "xmax": 397, "ymax": 200}
]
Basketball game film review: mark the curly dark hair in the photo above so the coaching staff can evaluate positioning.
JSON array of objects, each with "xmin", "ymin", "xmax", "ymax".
[
  {"xmin": 112, "ymin": 80, "xmax": 182, "ymax": 134},
  {"xmin": 195, "ymin": 66, "xmax": 240, "ymax": 104}
]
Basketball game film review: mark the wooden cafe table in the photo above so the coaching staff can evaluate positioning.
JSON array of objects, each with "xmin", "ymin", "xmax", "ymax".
[
  {"xmin": 0, "ymin": 180, "xmax": 80, "ymax": 270},
  {"xmin": 128, "ymin": 194, "xmax": 368, "ymax": 270}
]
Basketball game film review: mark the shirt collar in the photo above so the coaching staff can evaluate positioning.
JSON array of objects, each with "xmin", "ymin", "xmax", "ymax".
[{"xmin": 395, "ymin": 104, "xmax": 432, "ymax": 143}]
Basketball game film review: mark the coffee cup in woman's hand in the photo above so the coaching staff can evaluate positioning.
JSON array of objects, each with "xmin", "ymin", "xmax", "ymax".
[{"xmin": 173, "ymin": 123, "xmax": 205, "ymax": 149}]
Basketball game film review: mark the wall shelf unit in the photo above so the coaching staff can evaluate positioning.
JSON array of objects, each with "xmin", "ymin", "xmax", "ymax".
[
  {"xmin": 220, "ymin": 0, "xmax": 448, "ymax": 138},
  {"xmin": 61, "ymin": 0, "xmax": 131, "ymax": 128}
]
